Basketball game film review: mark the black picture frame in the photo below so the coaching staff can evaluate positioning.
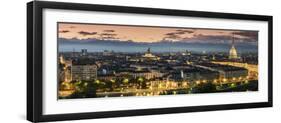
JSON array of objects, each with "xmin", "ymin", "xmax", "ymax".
[{"xmin": 27, "ymin": 1, "xmax": 273, "ymax": 122}]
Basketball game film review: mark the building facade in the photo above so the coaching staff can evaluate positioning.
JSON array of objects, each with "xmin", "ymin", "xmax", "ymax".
[{"xmin": 71, "ymin": 64, "xmax": 98, "ymax": 81}]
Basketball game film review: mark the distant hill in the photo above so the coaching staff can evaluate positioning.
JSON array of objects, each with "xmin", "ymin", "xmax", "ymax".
[
  {"xmin": 58, "ymin": 38, "xmax": 258, "ymax": 53},
  {"xmin": 58, "ymin": 38, "xmax": 257, "ymax": 46}
]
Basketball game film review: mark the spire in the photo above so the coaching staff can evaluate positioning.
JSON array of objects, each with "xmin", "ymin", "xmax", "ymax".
[
  {"xmin": 232, "ymin": 32, "xmax": 235, "ymax": 46},
  {"xmin": 229, "ymin": 32, "xmax": 238, "ymax": 59}
]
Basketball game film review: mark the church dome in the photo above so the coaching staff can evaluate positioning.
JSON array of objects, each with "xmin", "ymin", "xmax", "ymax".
[
  {"xmin": 142, "ymin": 48, "xmax": 160, "ymax": 60},
  {"xmin": 143, "ymin": 48, "xmax": 156, "ymax": 58},
  {"xmin": 229, "ymin": 45, "xmax": 238, "ymax": 59}
]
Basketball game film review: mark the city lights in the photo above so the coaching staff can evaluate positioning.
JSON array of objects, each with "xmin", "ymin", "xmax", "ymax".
[{"xmin": 58, "ymin": 23, "xmax": 258, "ymax": 99}]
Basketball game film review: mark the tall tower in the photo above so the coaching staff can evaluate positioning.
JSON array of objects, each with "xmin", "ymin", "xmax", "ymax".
[
  {"xmin": 81, "ymin": 49, "xmax": 88, "ymax": 56},
  {"xmin": 229, "ymin": 33, "xmax": 238, "ymax": 59}
]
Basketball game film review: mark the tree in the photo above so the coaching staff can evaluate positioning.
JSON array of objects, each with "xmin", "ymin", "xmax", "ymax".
[
  {"xmin": 123, "ymin": 78, "xmax": 129, "ymax": 84},
  {"xmin": 105, "ymin": 80, "xmax": 113, "ymax": 91},
  {"xmin": 84, "ymin": 82, "xmax": 98, "ymax": 98},
  {"xmin": 193, "ymin": 82, "xmax": 216, "ymax": 93},
  {"xmin": 69, "ymin": 81, "xmax": 97, "ymax": 98}
]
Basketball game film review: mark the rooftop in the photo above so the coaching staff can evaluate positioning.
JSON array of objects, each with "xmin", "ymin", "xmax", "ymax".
[
  {"xmin": 198, "ymin": 63, "xmax": 247, "ymax": 71},
  {"xmin": 72, "ymin": 58, "xmax": 96, "ymax": 65}
]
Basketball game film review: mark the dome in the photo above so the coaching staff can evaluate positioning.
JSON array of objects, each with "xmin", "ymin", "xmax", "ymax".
[
  {"xmin": 229, "ymin": 45, "xmax": 238, "ymax": 59},
  {"xmin": 229, "ymin": 33, "xmax": 239, "ymax": 59},
  {"xmin": 143, "ymin": 48, "xmax": 156, "ymax": 58},
  {"xmin": 142, "ymin": 48, "xmax": 160, "ymax": 60}
]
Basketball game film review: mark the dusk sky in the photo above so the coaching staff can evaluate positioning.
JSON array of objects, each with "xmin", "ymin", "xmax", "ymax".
[{"xmin": 58, "ymin": 23, "xmax": 258, "ymax": 43}]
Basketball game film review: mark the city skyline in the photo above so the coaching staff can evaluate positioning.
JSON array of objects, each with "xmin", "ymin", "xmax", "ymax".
[{"xmin": 57, "ymin": 22, "xmax": 259, "ymax": 99}]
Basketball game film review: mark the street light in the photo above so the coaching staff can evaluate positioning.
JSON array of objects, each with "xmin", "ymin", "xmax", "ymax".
[
  {"xmin": 95, "ymin": 80, "xmax": 100, "ymax": 84},
  {"xmin": 213, "ymin": 79, "xmax": 217, "ymax": 84},
  {"xmin": 110, "ymin": 79, "xmax": 115, "ymax": 83},
  {"xmin": 123, "ymin": 78, "xmax": 129, "ymax": 84},
  {"xmin": 202, "ymin": 80, "xmax": 207, "ymax": 83}
]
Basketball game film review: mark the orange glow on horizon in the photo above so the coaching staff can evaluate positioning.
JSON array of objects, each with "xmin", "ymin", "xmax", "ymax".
[{"xmin": 58, "ymin": 23, "xmax": 258, "ymax": 43}]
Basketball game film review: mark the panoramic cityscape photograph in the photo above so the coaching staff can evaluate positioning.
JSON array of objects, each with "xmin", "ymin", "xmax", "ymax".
[{"xmin": 57, "ymin": 22, "xmax": 259, "ymax": 99}]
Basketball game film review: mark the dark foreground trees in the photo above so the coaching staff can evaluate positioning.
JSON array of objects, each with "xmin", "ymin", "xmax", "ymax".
[
  {"xmin": 68, "ymin": 81, "xmax": 98, "ymax": 99},
  {"xmin": 192, "ymin": 82, "xmax": 216, "ymax": 93}
]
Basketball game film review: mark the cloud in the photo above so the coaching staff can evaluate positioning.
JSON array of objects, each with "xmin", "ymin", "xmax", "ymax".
[
  {"xmin": 165, "ymin": 32, "xmax": 177, "ymax": 36},
  {"xmin": 78, "ymin": 31, "xmax": 97, "ymax": 36},
  {"xmin": 100, "ymin": 33, "xmax": 118, "ymax": 40},
  {"xmin": 103, "ymin": 30, "xmax": 115, "ymax": 32},
  {"xmin": 163, "ymin": 32, "xmax": 182, "ymax": 40},
  {"xmin": 59, "ymin": 30, "xmax": 70, "ymax": 33},
  {"xmin": 174, "ymin": 31, "xmax": 186, "ymax": 35},
  {"xmin": 234, "ymin": 31, "xmax": 258, "ymax": 41},
  {"xmin": 100, "ymin": 33, "xmax": 117, "ymax": 36},
  {"xmin": 194, "ymin": 34, "xmax": 231, "ymax": 41},
  {"xmin": 187, "ymin": 31, "xmax": 258, "ymax": 43},
  {"xmin": 176, "ymin": 29, "xmax": 195, "ymax": 34},
  {"xmin": 162, "ymin": 29, "xmax": 257, "ymax": 43},
  {"xmin": 162, "ymin": 29, "xmax": 195, "ymax": 41}
]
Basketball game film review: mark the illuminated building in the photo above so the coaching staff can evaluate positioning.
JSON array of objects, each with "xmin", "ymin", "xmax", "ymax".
[
  {"xmin": 131, "ymin": 70, "xmax": 163, "ymax": 79},
  {"xmin": 171, "ymin": 67, "xmax": 220, "ymax": 82},
  {"xmin": 197, "ymin": 63, "xmax": 248, "ymax": 82},
  {"xmin": 142, "ymin": 48, "xmax": 160, "ymax": 61},
  {"xmin": 81, "ymin": 49, "xmax": 88, "ymax": 56},
  {"xmin": 98, "ymin": 74, "xmax": 116, "ymax": 81},
  {"xmin": 59, "ymin": 55, "xmax": 72, "ymax": 82},
  {"xmin": 229, "ymin": 34, "xmax": 238, "ymax": 59},
  {"xmin": 71, "ymin": 59, "xmax": 97, "ymax": 81},
  {"xmin": 212, "ymin": 61, "xmax": 258, "ymax": 80},
  {"xmin": 103, "ymin": 50, "xmax": 113, "ymax": 56}
]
